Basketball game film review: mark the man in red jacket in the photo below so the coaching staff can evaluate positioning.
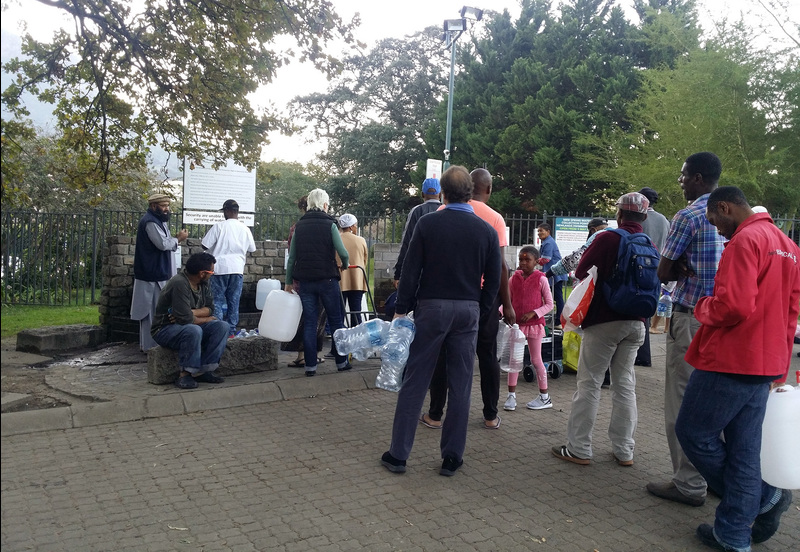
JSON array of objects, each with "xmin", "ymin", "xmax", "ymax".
[{"xmin": 676, "ymin": 186, "xmax": 800, "ymax": 551}]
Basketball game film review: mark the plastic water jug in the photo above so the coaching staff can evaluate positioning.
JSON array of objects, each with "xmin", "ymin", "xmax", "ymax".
[
  {"xmin": 499, "ymin": 324, "xmax": 526, "ymax": 373},
  {"xmin": 258, "ymin": 289, "xmax": 302, "ymax": 341},
  {"xmin": 256, "ymin": 278, "xmax": 281, "ymax": 310},
  {"xmin": 760, "ymin": 382, "xmax": 800, "ymax": 489}
]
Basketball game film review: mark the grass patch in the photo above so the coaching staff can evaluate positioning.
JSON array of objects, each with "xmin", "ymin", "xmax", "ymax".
[{"xmin": 0, "ymin": 305, "xmax": 100, "ymax": 338}]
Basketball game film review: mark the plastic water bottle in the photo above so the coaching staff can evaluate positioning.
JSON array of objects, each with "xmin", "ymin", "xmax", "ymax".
[
  {"xmin": 656, "ymin": 291, "xmax": 672, "ymax": 318},
  {"xmin": 236, "ymin": 329, "xmax": 248, "ymax": 338},
  {"xmin": 376, "ymin": 315, "xmax": 416, "ymax": 392},
  {"xmin": 500, "ymin": 324, "xmax": 526, "ymax": 373},
  {"xmin": 333, "ymin": 319, "xmax": 390, "ymax": 357}
]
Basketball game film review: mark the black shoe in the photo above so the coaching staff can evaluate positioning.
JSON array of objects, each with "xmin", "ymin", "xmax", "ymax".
[
  {"xmin": 194, "ymin": 372, "xmax": 224, "ymax": 384},
  {"xmin": 646, "ymin": 481, "xmax": 705, "ymax": 507},
  {"xmin": 381, "ymin": 451, "xmax": 406, "ymax": 474},
  {"xmin": 305, "ymin": 370, "xmax": 316, "ymax": 377},
  {"xmin": 440, "ymin": 456, "xmax": 463, "ymax": 476},
  {"xmin": 337, "ymin": 362, "xmax": 352, "ymax": 372},
  {"xmin": 634, "ymin": 360, "xmax": 651, "ymax": 367},
  {"xmin": 696, "ymin": 524, "xmax": 737, "ymax": 551},
  {"xmin": 752, "ymin": 489, "xmax": 792, "ymax": 543},
  {"xmin": 174, "ymin": 374, "xmax": 198, "ymax": 389}
]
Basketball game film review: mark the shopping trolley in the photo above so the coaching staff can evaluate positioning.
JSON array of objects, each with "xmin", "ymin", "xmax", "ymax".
[{"xmin": 341, "ymin": 265, "xmax": 379, "ymax": 326}]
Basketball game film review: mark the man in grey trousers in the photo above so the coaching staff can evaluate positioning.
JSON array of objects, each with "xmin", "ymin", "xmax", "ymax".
[{"xmin": 380, "ymin": 165, "xmax": 501, "ymax": 477}]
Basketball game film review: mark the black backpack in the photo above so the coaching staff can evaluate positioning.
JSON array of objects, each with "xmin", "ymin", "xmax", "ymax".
[{"xmin": 602, "ymin": 229, "xmax": 660, "ymax": 318}]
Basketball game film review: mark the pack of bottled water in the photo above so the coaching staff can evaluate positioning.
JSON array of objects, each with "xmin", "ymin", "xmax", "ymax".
[
  {"xmin": 376, "ymin": 314, "xmax": 416, "ymax": 392},
  {"xmin": 333, "ymin": 319, "xmax": 390, "ymax": 357}
]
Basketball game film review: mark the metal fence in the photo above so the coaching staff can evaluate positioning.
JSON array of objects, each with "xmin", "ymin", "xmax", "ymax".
[{"xmin": 2, "ymin": 208, "xmax": 798, "ymax": 306}]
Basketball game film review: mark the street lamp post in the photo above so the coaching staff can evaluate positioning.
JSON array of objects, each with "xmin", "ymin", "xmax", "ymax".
[{"xmin": 442, "ymin": 6, "xmax": 483, "ymax": 171}]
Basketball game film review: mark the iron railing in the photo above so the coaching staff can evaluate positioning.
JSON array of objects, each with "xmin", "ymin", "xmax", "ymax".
[{"xmin": 2, "ymin": 209, "xmax": 797, "ymax": 306}]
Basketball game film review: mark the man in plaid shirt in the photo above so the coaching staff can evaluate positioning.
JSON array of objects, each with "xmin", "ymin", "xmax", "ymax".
[{"xmin": 646, "ymin": 152, "xmax": 726, "ymax": 507}]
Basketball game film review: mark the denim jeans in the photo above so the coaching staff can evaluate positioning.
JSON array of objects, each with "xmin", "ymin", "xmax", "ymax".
[
  {"xmin": 210, "ymin": 274, "xmax": 243, "ymax": 335},
  {"xmin": 153, "ymin": 320, "xmax": 229, "ymax": 374},
  {"xmin": 342, "ymin": 290, "xmax": 364, "ymax": 327},
  {"xmin": 297, "ymin": 278, "xmax": 346, "ymax": 369},
  {"xmin": 676, "ymin": 369, "xmax": 775, "ymax": 550}
]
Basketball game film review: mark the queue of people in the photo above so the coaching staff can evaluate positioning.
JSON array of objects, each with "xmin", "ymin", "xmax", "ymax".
[{"xmin": 131, "ymin": 153, "xmax": 798, "ymax": 551}]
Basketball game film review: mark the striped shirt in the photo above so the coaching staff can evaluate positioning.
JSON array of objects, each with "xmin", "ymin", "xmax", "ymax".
[{"xmin": 661, "ymin": 193, "xmax": 725, "ymax": 308}]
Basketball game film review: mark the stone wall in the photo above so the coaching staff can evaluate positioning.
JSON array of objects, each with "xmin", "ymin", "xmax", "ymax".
[
  {"xmin": 100, "ymin": 236, "xmax": 287, "ymax": 343},
  {"xmin": 372, "ymin": 243, "xmax": 400, "ymax": 319},
  {"xmin": 100, "ymin": 237, "xmax": 513, "ymax": 341}
]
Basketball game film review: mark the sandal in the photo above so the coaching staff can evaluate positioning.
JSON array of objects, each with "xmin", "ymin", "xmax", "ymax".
[{"xmin": 287, "ymin": 359, "xmax": 305, "ymax": 367}]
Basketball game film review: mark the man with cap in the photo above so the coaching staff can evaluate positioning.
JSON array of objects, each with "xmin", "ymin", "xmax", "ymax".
[
  {"xmin": 393, "ymin": 177, "xmax": 442, "ymax": 286},
  {"xmin": 635, "ymin": 187, "xmax": 671, "ymax": 367},
  {"xmin": 551, "ymin": 192, "xmax": 650, "ymax": 467},
  {"xmin": 131, "ymin": 193, "xmax": 188, "ymax": 351},
  {"xmin": 201, "ymin": 199, "xmax": 256, "ymax": 337}
]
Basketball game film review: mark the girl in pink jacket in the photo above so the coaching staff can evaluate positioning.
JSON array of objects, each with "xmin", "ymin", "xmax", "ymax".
[{"xmin": 504, "ymin": 245, "xmax": 554, "ymax": 411}]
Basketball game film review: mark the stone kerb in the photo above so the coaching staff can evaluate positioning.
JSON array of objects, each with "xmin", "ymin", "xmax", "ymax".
[
  {"xmin": 100, "ymin": 235, "xmax": 288, "ymax": 343},
  {"xmin": 147, "ymin": 336, "xmax": 279, "ymax": 385}
]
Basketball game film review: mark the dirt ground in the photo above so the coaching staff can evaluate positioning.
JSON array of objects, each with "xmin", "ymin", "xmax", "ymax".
[
  {"xmin": 0, "ymin": 364, "xmax": 72, "ymax": 413},
  {"xmin": 1, "ymin": 336, "xmax": 78, "ymax": 413}
]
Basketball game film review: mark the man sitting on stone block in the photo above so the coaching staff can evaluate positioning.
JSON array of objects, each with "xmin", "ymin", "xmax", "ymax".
[{"xmin": 151, "ymin": 252, "xmax": 229, "ymax": 389}]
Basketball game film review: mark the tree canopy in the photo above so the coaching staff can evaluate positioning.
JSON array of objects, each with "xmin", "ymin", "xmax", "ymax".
[{"xmin": 2, "ymin": 0, "xmax": 356, "ymax": 207}]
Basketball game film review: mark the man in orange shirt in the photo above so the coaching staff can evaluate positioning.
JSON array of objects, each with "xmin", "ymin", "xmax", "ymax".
[{"xmin": 420, "ymin": 168, "xmax": 516, "ymax": 430}]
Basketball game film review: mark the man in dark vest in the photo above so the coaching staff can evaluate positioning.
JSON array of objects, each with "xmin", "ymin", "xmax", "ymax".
[{"xmin": 131, "ymin": 193, "xmax": 188, "ymax": 351}]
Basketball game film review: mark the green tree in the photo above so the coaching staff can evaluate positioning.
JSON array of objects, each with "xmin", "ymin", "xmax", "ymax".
[
  {"xmin": 589, "ymin": 12, "xmax": 800, "ymax": 219},
  {"xmin": 2, "ymin": 0, "xmax": 356, "ymax": 193},
  {"xmin": 292, "ymin": 28, "xmax": 447, "ymax": 212},
  {"xmin": 256, "ymin": 160, "xmax": 318, "ymax": 214},
  {"xmin": 1, "ymin": 121, "xmax": 151, "ymax": 211},
  {"xmin": 431, "ymin": 0, "xmax": 646, "ymax": 213}
]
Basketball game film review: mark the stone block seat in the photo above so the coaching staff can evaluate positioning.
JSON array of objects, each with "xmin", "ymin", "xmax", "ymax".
[
  {"xmin": 147, "ymin": 336, "xmax": 279, "ymax": 385},
  {"xmin": 16, "ymin": 324, "xmax": 107, "ymax": 355}
]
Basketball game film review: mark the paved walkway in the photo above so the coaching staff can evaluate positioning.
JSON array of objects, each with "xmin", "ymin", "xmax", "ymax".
[{"xmin": 1, "ymin": 334, "xmax": 798, "ymax": 551}]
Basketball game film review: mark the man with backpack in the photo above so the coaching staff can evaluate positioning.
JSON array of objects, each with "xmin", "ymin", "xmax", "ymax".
[{"xmin": 552, "ymin": 192, "xmax": 658, "ymax": 467}]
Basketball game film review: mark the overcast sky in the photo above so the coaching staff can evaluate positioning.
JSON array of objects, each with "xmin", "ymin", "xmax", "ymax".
[{"xmin": 2, "ymin": 0, "xmax": 797, "ymax": 166}]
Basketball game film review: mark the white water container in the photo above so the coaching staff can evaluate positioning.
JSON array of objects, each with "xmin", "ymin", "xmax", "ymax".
[
  {"xmin": 255, "ymin": 278, "xmax": 281, "ymax": 310},
  {"xmin": 258, "ymin": 290, "xmax": 302, "ymax": 341},
  {"xmin": 760, "ymin": 385, "xmax": 800, "ymax": 490}
]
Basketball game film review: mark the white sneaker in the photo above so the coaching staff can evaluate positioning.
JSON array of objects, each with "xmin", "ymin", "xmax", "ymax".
[
  {"xmin": 503, "ymin": 395, "xmax": 517, "ymax": 411},
  {"xmin": 526, "ymin": 395, "xmax": 552, "ymax": 410}
]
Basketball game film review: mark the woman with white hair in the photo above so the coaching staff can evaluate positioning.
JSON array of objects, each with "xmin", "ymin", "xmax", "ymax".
[
  {"xmin": 285, "ymin": 189, "xmax": 352, "ymax": 376},
  {"xmin": 337, "ymin": 213, "xmax": 369, "ymax": 327}
]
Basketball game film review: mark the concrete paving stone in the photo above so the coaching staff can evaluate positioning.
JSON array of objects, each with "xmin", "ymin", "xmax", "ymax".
[
  {"xmin": 0, "ymin": 391, "xmax": 30, "ymax": 408},
  {"xmin": 2, "ymin": 334, "xmax": 798, "ymax": 551}
]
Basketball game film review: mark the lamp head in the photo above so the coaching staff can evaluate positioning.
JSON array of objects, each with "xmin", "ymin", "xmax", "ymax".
[{"xmin": 460, "ymin": 6, "xmax": 484, "ymax": 21}]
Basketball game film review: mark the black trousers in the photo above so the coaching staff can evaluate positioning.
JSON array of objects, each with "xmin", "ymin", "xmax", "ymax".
[
  {"xmin": 635, "ymin": 318, "xmax": 651, "ymax": 365},
  {"xmin": 428, "ymin": 295, "xmax": 501, "ymax": 422}
]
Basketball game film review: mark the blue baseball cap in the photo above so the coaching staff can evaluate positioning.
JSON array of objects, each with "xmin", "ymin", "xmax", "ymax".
[{"xmin": 422, "ymin": 178, "xmax": 440, "ymax": 195}]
